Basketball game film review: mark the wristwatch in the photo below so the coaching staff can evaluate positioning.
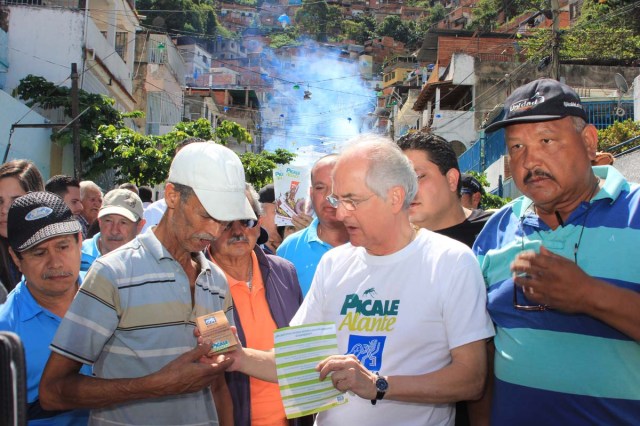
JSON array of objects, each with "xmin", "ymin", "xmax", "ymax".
[{"xmin": 371, "ymin": 373, "xmax": 388, "ymax": 405}]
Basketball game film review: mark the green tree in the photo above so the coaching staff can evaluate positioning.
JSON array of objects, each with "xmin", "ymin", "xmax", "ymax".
[
  {"xmin": 295, "ymin": 0, "xmax": 342, "ymax": 41},
  {"xmin": 518, "ymin": 27, "xmax": 640, "ymax": 62},
  {"xmin": 239, "ymin": 148, "xmax": 296, "ymax": 189},
  {"xmin": 14, "ymin": 75, "xmax": 274, "ymax": 186},
  {"xmin": 269, "ymin": 29, "xmax": 302, "ymax": 48},
  {"xmin": 579, "ymin": 0, "xmax": 640, "ymax": 34},
  {"xmin": 376, "ymin": 15, "xmax": 412, "ymax": 45},
  {"xmin": 419, "ymin": 4, "xmax": 447, "ymax": 32},
  {"xmin": 469, "ymin": 0, "xmax": 500, "ymax": 31},
  {"xmin": 92, "ymin": 119, "xmax": 252, "ymax": 185},
  {"xmin": 14, "ymin": 74, "xmax": 143, "ymax": 170},
  {"xmin": 136, "ymin": 0, "xmax": 221, "ymax": 37},
  {"xmin": 341, "ymin": 20, "xmax": 368, "ymax": 44}
]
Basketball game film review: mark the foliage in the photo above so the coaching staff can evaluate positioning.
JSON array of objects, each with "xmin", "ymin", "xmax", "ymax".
[
  {"xmin": 14, "ymin": 74, "xmax": 140, "ymax": 170},
  {"xmin": 341, "ymin": 20, "xmax": 369, "ymax": 44},
  {"xmin": 418, "ymin": 4, "xmax": 447, "ymax": 32},
  {"xmin": 341, "ymin": 14, "xmax": 377, "ymax": 44},
  {"xmin": 579, "ymin": 0, "xmax": 640, "ymax": 34},
  {"xmin": 239, "ymin": 148, "xmax": 296, "ymax": 189},
  {"xmin": 136, "ymin": 0, "xmax": 221, "ymax": 37},
  {"xmin": 468, "ymin": 0, "xmax": 500, "ymax": 31},
  {"xmin": 516, "ymin": 0, "xmax": 640, "ymax": 63},
  {"xmin": 91, "ymin": 125, "xmax": 170, "ymax": 186},
  {"xmin": 468, "ymin": 171, "xmax": 511, "ymax": 210},
  {"xmin": 597, "ymin": 119, "xmax": 640, "ymax": 154},
  {"xmin": 519, "ymin": 27, "xmax": 640, "ymax": 62},
  {"xmin": 294, "ymin": 0, "xmax": 342, "ymax": 41},
  {"xmin": 269, "ymin": 29, "xmax": 302, "ymax": 48},
  {"xmin": 90, "ymin": 119, "xmax": 252, "ymax": 185},
  {"xmin": 376, "ymin": 15, "xmax": 413, "ymax": 46},
  {"xmin": 14, "ymin": 75, "xmax": 273, "ymax": 186}
]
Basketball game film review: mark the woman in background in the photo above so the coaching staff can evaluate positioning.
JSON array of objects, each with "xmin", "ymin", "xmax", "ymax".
[{"xmin": 0, "ymin": 160, "xmax": 44, "ymax": 300}]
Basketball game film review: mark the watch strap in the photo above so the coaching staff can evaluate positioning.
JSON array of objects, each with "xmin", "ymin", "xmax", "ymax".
[{"xmin": 371, "ymin": 373, "xmax": 387, "ymax": 405}]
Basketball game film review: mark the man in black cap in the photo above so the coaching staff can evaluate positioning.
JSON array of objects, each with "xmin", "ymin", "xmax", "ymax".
[
  {"xmin": 0, "ymin": 192, "xmax": 90, "ymax": 424},
  {"xmin": 474, "ymin": 78, "xmax": 640, "ymax": 424},
  {"xmin": 460, "ymin": 173, "xmax": 484, "ymax": 210}
]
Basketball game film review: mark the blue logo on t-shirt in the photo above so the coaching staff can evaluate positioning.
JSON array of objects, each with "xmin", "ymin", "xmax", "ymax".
[{"xmin": 347, "ymin": 335, "xmax": 385, "ymax": 371}]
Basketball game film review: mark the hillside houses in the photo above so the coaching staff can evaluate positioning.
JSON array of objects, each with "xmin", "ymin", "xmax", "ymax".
[{"xmin": 0, "ymin": 0, "xmax": 637, "ymax": 188}]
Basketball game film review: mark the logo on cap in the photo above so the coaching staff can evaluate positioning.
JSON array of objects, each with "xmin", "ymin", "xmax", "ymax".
[
  {"xmin": 563, "ymin": 101, "xmax": 583, "ymax": 109},
  {"xmin": 25, "ymin": 207, "xmax": 53, "ymax": 221},
  {"xmin": 510, "ymin": 92, "xmax": 545, "ymax": 113},
  {"xmin": 124, "ymin": 193, "xmax": 138, "ymax": 209}
]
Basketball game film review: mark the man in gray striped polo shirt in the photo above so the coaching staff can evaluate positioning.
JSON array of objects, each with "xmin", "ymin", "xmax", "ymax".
[{"xmin": 40, "ymin": 142, "xmax": 257, "ymax": 425}]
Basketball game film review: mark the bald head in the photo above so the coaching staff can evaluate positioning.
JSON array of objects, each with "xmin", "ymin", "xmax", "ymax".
[{"xmin": 338, "ymin": 135, "xmax": 417, "ymax": 210}]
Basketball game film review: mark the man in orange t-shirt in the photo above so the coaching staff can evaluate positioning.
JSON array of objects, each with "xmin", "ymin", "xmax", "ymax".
[{"xmin": 208, "ymin": 183, "xmax": 309, "ymax": 426}]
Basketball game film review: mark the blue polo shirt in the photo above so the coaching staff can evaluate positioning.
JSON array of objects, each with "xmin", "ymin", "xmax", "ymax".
[
  {"xmin": 276, "ymin": 217, "xmax": 334, "ymax": 296},
  {"xmin": 473, "ymin": 166, "xmax": 640, "ymax": 425},
  {"xmin": 80, "ymin": 232, "xmax": 101, "ymax": 272},
  {"xmin": 0, "ymin": 279, "xmax": 90, "ymax": 425}
]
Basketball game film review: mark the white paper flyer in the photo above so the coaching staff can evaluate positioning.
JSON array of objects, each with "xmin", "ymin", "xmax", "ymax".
[
  {"xmin": 274, "ymin": 322, "xmax": 348, "ymax": 419},
  {"xmin": 273, "ymin": 165, "xmax": 312, "ymax": 226}
]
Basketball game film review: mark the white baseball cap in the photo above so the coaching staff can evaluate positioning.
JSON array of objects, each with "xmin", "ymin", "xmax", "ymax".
[
  {"xmin": 99, "ymin": 189, "xmax": 144, "ymax": 222},
  {"xmin": 168, "ymin": 142, "xmax": 256, "ymax": 221}
]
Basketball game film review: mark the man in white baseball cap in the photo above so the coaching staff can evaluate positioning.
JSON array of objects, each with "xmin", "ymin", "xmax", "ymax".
[
  {"xmin": 41, "ymin": 142, "xmax": 254, "ymax": 425},
  {"xmin": 80, "ymin": 188, "xmax": 146, "ymax": 272}
]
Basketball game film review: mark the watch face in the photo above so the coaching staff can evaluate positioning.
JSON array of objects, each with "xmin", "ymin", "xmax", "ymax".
[{"xmin": 376, "ymin": 377, "xmax": 389, "ymax": 392}]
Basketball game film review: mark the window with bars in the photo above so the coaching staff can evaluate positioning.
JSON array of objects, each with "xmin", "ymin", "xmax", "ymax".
[{"xmin": 115, "ymin": 32, "xmax": 127, "ymax": 62}]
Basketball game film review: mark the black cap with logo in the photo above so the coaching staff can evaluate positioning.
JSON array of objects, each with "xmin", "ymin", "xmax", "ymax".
[
  {"xmin": 485, "ymin": 78, "xmax": 588, "ymax": 133},
  {"xmin": 8, "ymin": 191, "xmax": 82, "ymax": 252}
]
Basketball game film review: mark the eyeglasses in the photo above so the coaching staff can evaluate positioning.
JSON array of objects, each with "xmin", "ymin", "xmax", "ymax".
[
  {"xmin": 513, "ymin": 234, "xmax": 551, "ymax": 311},
  {"xmin": 513, "ymin": 217, "xmax": 552, "ymax": 311},
  {"xmin": 513, "ymin": 203, "xmax": 593, "ymax": 311},
  {"xmin": 212, "ymin": 218, "xmax": 232, "ymax": 229},
  {"xmin": 326, "ymin": 193, "xmax": 375, "ymax": 211},
  {"xmin": 222, "ymin": 218, "xmax": 259, "ymax": 232}
]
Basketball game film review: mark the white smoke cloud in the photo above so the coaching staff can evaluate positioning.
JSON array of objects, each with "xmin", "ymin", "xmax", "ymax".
[{"xmin": 260, "ymin": 41, "xmax": 376, "ymax": 161}]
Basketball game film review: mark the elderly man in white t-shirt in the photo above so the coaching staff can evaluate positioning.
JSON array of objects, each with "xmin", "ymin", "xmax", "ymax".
[{"xmin": 226, "ymin": 134, "xmax": 495, "ymax": 426}]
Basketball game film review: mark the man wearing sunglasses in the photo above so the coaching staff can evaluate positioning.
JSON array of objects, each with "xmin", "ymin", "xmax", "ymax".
[
  {"xmin": 474, "ymin": 78, "xmax": 640, "ymax": 425},
  {"xmin": 226, "ymin": 135, "xmax": 494, "ymax": 425},
  {"xmin": 207, "ymin": 183, "xmax": 307, "ymax": 426},
  {"xmin": 40, "ymin": 142, "xmax": 256, "ymax": 425}
]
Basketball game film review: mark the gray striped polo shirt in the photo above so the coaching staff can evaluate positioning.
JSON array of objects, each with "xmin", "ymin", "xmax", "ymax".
[{"xmin": 51, "ymin": 230, "xmax": 233, "ymax": 425}]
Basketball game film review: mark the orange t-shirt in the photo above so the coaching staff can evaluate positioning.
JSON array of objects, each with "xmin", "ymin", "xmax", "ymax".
[{"xmin": 220, "ymin": 252, "xmax": 287, "ymax": 426}]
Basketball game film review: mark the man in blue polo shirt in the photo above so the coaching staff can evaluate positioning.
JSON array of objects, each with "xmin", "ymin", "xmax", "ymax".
[
  {"xmin": 474, "ymin": 78, "xmax": 640, "ymax": 424},
  {"xmin": 277, "ymin": 154, "xmax": 349, "ymax": 295},
  {"xmin": 0, "ymin": 191, "xmax": 90, "ymax": 425}
]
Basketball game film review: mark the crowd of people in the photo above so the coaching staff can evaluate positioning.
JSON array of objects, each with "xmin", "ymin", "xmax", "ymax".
[{"xmin": 0, "ymin": 78, "xmax": 638, "ymax": 426}]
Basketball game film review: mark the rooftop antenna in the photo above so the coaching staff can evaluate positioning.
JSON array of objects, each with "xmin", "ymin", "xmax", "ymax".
[{"xmin": 614, "ymin": 73, "xmax": 630, "ymax": 117}]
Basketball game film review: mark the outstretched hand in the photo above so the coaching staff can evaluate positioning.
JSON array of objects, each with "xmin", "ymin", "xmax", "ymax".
[
  {"xmin": 194, "ymin": 325, "xmax": 246, "ymax": 372},
  {"xmin": 153, "ymin": 343, "xmax": 233, "ymax": 396}
]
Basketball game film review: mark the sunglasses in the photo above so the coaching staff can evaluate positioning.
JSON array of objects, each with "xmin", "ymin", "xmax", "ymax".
[{"xmin": 222, "ymin": 218, "xmax": 259, "ymax": 232}]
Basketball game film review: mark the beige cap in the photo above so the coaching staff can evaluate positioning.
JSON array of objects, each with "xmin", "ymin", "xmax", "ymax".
[{"xmin": 99, "ymin": 188, "xmax": 144, "ymax": 222}]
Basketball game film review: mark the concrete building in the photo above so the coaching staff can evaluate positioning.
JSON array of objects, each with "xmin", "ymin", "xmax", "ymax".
[
  {"xmin": 133, "ymin": 33, "xmax": 185, "ymax": 135},
  {"xmin": 1, "ymin": 0, "xmax": 139, "ymax": 175}
]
